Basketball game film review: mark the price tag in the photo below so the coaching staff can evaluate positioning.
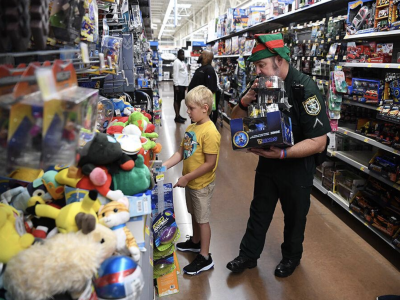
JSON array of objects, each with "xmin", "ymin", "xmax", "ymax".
[
  {"xmin": 315, "ymin": 39, "xmax": 318, "ymax": 43},
  {"xmin": 145, "ymin": 226, "xmax": 150, "ymax": 236},
  {"xmin": 344, "ymin": 130, "xmax": 348, "ymax": 135},
  {"xmin": 295, "ymin": 56, "xmax": 298, "ymax": 60},
  {"xmin": 321, "ymin": 40, "xmax": 325, "ymax": 44},
  {"xmin": 35, "ymin": 68, "xmax": 57, "ymax": 101},
  {"xmin": 329, "ymin": 16, "xmax": 333, "ymax": 21},
  {"xmin": 321, "ymin": 59, "xmax": 325, "ymax": 63},
  {"xmin": 364, "ymin": 222, "xmax": 369, "ymax": 227},
  {"xmin": 303, "ymin": 39, "xmax": 306, "ymax": 43},
  {"xmin": 343, "ymin": 55, "xmax": 347, "ymax": 60},
  {"xmin": 360, "ymin": 166, "xmax": 365, "ymax": 171},
  {"xmin": 322, "ymin": 18, "xmax": 326, "ymax": 22},
  {"xmin": 319, "ymin": 80, "xmax": 323, "ymax": 84},
  {"xmin": 327, "ymin": 61, "xmax": 331, "ymax": 65},
  {"xmin": 313, "ymin": 76, "xmax": 317, "ymax": 81},
  {"xmin": 367, "ymin": 63, "xmax": 372, "ymax": 68},
  {"xmin": 335, "ymin": 55, "xmax": 338, "ymax": 60},
  {"xmin": 394, "ymin": 150, "xmax": 399, "ymax": 154},
  {"xmin": 307, "ymin": 57, "xmax": 310, "ymax": 61},
  {"xmin": 314, "ymin": 57, "xmax": 317, "ymax": 61},
  {"xmin": 336, "ymin": 35, "xmax": 340, "ymax": 40},
  {"xmin": 302, "ymin": 57, "xmax": 305, "ymax": 61},
  {"xmin": 393, "ymin": 183, "xmax": 400, "ymax": 190},
  {"xmin": 364, "ymin": 138, "xmax": 369, "ymax": 142},
  {"xmin": 385, "ymin": 64, "xmax": 390, "ymax": 68},
  {"xmin": 328, "ymin": 38, "xmax": 331, "ymax": 42},
  {"xmin": 331, "ymin": 151, "xmax": 336, "ymax": 156},
  {"xmin": 149, "ymin": 258, "xmax": 153, "ymax": 267},
  {"xmin": 398, "ymin": 65, "xmax": 400, "ymax": 69},
  {"xmin": 156, "ymin": 174, "xmax": 165, "ymax": 182},
  {"xmin": 290, "ymin": 43, "xmax": 293, "ymax": 47},
  {"xmin": 308, "ymin": 40, "xmax": 311, "ymax": 43},
  {"xmin": 304, "ymin": 23, "xmax": 307, "ymax": 27}
]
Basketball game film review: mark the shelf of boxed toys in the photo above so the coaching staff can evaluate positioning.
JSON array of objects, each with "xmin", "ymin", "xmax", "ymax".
[
  {"xmin": 337, "ymin": 127, "xmax": 400, "ymax": 157},
  {"xmin": 327, "ymin": 149, "xmax": 400, "ymax": 191},
  {"xmin": 207, "ymin": 0, "xmax": 350, "ymax": 43},
  {"xmin": 344, "ymin": 30, "xmax": 400, "ymax": 41},
  {"xmin": 340, "ymin": 62, "xmax": 400, "ymax": 69},
  {"xmin": 313, "ymin": 178, "xmax": 400, "ymax": 252},
  {"xmin": 214, "ymin": 54, "xmax": 251, "ymax": 58}
]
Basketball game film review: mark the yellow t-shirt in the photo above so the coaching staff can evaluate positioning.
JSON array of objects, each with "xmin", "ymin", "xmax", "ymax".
[{"xmin": 181, "ymin": 120, "xmax": 221, "ymax": 190}]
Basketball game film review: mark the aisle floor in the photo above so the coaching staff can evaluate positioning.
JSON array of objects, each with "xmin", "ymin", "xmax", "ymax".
[{"xmin": 155, "ymin": 82, "xmax": 400, "ymax": 300}]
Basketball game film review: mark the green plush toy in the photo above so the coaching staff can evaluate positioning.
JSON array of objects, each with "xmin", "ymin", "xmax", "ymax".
[
  {"xmin": 125, "ymin": 112, "xmax": 159, "ymax": 139},
  {"xmin": 112, "ymin": 154, "xmax": 151, "ymax": 196}
]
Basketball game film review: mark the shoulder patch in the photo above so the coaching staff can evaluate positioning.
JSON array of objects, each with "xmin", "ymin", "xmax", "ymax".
[{"xmin": 302, "ymin": 95, "xmax": 321, "ymax": 116}]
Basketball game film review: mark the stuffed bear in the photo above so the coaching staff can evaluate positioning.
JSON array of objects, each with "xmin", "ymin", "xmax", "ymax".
[{"xmin": 3, "ymin": 213, "xmax": 117, "ymax": 300}]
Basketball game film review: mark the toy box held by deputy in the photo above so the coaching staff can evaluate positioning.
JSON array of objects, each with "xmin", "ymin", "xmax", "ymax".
[{"xmin": 230, "ymin": 111, "xmax": 294, "ymax": 151}]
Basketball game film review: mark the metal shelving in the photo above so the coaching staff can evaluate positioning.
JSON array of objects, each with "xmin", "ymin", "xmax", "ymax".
[
  {"xmin": 340, "ymin": 62, "xmax": 400, "ymax": 69},
  {"xmin": 344, "ymin": 30, "xmax": 400, "ymax": 40},
  {"xmin": 313, "ymin": 179, "xmax": 399, "ymax": 252},
  {"xmin": 342, "ymin": 100, "xmax": 380, "ymax": 110},
  {"xmin": 337, "ymin": 127, "xmax": 400, "ymax": 157},
  {"xmin": 207, "ymin": 0, "xmax": 350, "ymax": 43},
  {"xmin": 327, "ymin": 150, "xmax": 400, "ymax": 191},
  {"xmin": 215, "ymin": 54, "xmax": 250, "ymax": 58}
]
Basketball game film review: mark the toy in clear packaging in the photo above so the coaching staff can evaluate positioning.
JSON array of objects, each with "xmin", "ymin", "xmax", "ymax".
[
  {"xmin": 101, "ymin": 36, "xmax": 123, "ymax": 74},
  {"xmin": 81, "ymin": 0, "xmax": 98, "ymax": 43},
  {"xmin": 333, "ymin": 71, "xmax": 348, "ymax": 93}
]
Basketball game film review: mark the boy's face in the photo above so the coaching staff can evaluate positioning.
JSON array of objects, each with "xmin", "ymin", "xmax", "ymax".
[{"xmin": 186, "ymin": 102, "xmax": 208, "ymax": 124}]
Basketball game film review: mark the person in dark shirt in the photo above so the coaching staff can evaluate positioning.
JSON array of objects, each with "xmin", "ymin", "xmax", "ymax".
[
  {"xmin": 226, "ymin": 33, "xmax": 331, "ymax": 278},
  {"xmin": 188, "ymin": 50, "xmax": 221, "ymax": 125}
]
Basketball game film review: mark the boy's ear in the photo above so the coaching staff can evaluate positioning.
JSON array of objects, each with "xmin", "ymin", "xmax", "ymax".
[{"xmin": 203, "ymin": 103, "xmax": 209, "ymax": 112}]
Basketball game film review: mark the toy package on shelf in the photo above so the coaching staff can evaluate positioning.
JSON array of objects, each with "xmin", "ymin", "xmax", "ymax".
[
  {"xmin": 50, "ymin": 0, "xmax": 85, "ymax": 42},
  {"xmin": 349, "ymin": 78, "xmax": 383, "ymax": 104},
  {"xmin": 81, "ymin": 0, "xmax": 99, "ymax": 43},
  {"xmin": 239, "ymin": 37, "xmax": 247, "ymax": 55},
  {"xmin": 101, "ymin": 35, "xmax": 123, "ymax": 74},
  {"xmin": 232, "ymin": 36, "xmax": 239, "ymax": 55},
  {"xmin": 369, "ymin": 151, "xmax": 400, "ymax": 183},
  {"xmin": 244, "ymin": 39, "xmax": 255, "ymax": 55},
  {"xmin": 384, "ymin": 73, "xmax": 400, "ymax": 103},
  {"xmin": 218, "ymin": 40, "xmax": 226, "ymax": 56},
  {"xmin": 346, "ymin": 0, "xmax": 376, "ymax": 35},
  {"xmin": 225, "ymin": 38, "xmax": 232, "ymax": 55},
  {"xmin": 247, "ymin": 6, "xmax": 265, "ymax": 26},
  {"xmin": 389, "ymin": 0, "xmax": 400, "ymax": 30},
  {"xmin": 369, "ymin": 43, "xmax": 393, "ymax": 63}
]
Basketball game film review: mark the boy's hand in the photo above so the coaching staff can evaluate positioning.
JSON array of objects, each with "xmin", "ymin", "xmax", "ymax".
[{"xmin": 174, "ymin": 176, "xmax": 189, "ymax": 188}]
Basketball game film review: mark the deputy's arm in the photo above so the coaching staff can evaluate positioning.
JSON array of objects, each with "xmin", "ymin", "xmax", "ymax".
[
  {"xmin": 231, "ymin": 80, "xmax": 258, "ymax": 119},
  {"xmin": 249, "ymin": 134, "xmax": 327, "ymax": 159}
]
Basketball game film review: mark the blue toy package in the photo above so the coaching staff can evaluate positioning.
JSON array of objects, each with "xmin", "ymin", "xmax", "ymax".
[
  {"xmin": 151, "ymin": 183, "xmax": 173, "ymax": 215},
  {"xmin": 349, "ymin": 78, "xmax": 382, "ymax": 104},
  {"xmin": 346, "ymin": 0, "xmax": 376, "ymax": 35},
  {"xmin": 101, "ymin": 36, "xmax": 123, "ymax": 74}
]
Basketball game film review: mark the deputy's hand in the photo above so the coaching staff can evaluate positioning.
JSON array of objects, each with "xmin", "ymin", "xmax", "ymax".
[
  {"xmin": 248, "ymin": 146, "xmax": 282, "ymax": 159},
  {"xmin": 241, "ymin": 79, "xmax": 258, "ymax": 106},
  {"xmin": 174, "ymin": 176, "xmax": 189, "ymax": 188}
]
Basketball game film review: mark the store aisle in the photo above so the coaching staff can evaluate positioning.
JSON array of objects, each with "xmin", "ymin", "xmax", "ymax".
[{"xmin": 155, "ymin": 82, "xmax": 400, "ymax": 300}]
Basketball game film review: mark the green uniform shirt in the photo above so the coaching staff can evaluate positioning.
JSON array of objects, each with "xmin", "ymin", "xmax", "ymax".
[{"xmin": 240, "ymin": 65, "xmax": 331, "ymax": 185}]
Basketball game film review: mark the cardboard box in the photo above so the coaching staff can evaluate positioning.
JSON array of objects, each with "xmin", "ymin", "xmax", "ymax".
[{"xmin": 230, "ymin": 110, "xmax": 294, "ymax": 151}]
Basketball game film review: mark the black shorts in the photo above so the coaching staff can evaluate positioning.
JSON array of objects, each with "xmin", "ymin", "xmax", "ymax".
[{"xmin": 174, "ymin": 86, "xmax": 186, "ymax": 103}]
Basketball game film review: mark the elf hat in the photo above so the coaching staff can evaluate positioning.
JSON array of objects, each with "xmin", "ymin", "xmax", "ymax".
[{"xmin": 247, "ymin": 33, "xmax": 290, "ymax": 62}]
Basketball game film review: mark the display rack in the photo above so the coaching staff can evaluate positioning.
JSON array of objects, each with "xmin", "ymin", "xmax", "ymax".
[
  {"xmin": 313, "ymin": 179, "xmax": 400, "ymax": 253},
  {"xmin": 340, "ymin": 62, "xmax": 400, "ymax": 69}
]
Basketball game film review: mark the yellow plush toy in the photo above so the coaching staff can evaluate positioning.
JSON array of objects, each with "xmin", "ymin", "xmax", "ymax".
[
  {"xmin": 28, "ymin": 190, "xmax": 99, "ymax": 233},
  {"xmin": 0, "ymin": 203, "xmax": 35, "ymax": 263}
]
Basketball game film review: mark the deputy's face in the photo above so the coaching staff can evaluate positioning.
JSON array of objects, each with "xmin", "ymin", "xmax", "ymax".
[{"xmin": 253, "ymin": 57, "xmax": 279, "ymax": 77}]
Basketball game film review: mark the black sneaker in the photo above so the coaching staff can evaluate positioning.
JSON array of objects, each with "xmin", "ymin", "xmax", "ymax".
[
  {"xmin": 183, "ymin": 254, "xmax": 214, "ymax": 275},
  {"xmin": 179, "ymin": 115, "xmax": 187, "ymax": 121},
  {"xmin": 176, "ymin": 236, "xmax": 201, "ymax": 253},
  {"xmin": 174, "ymin": 117, "xmax": 185, "ymax": 123}
]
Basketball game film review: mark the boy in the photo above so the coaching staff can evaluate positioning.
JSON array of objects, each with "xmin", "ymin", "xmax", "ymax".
[{"xmin": 163, "ymin": 85, "xmax": 221, "ymax": 275}]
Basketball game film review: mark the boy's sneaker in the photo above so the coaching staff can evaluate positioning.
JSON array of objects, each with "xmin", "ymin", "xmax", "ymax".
[
  {"xmin": 183, "ymin": 254, "xmax": 214, "ymax": 275},
  {"xmin": 176, "ymin": 236, "xmax": 201, "ymax": 253}
]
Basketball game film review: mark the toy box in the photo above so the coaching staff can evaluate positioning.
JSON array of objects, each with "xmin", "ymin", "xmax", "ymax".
[
  {"xmin": 368, "ymin": 151, "xmax": 400, "ymax": 183},
  {"xmin": 389, "ymin": 0, "xmax": 400, "ymax": 30},
  {"xmin": 346, "ymin": 0, "xmax": 376, "ymax": 35},
  {"xmin": 230, "ymin": 110, "xmax": 294, "ymax": 151},
  {"xmin": 138, "ymin": 78, "xmax": 149, "ymax": 88},
  {"xmin": 349, "ymin": 78, "xmax": 382, "ymax": 104},
  {"xmin": 232, "ymin": 36, "xmax": 239, "ymax": 55},
  {"xmin": 369, "ymin": 43, "xmax": 393, "ymax": 63},
  {"xmin": 233, "ymin": 8, "xmax": 248, "ymax": 32},
  {"xmin": 225, "ymin": 38, "xmax": 232, "ymax": 55},
  {"xmin": 247, "ymin": 6, "xmax": 265, "ymax": 26}
]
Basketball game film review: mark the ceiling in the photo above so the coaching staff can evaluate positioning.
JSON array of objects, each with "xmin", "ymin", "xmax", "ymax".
[{"xmin": 149, "ymin": 0, "xmax": 214, "ymax": 43}]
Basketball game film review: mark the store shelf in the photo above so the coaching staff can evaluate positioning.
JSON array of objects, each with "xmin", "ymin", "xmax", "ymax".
[
  {"xmin": 329, "ymin": 192, "xmax": 400, "ymax": 252},
  {"xmin": 207, "ymin": 0, "xmax": 350, "ymax": 43},
  {"xmin": 342, "ymin": 100, "xmax": 380, "ymax": 110},
  {"xmin": 313, "ymin": 179, "xmax": 400, "ymax": 253},
  {"xmin": 328, "ymin": 149, "xmax": 400, "ymax": 191},
  {"xmin": 337, "ymin": 127, "xmax": 400, "ymax": 157},
  {"xmin": 215, "ymin": 54, "xmax": 250, "ymax": 58},
  {"xmin": 344, "ymin": 30, "xmax": 400, "ymax": 40},
  {"xmin": 313, "ymin": 178, "xmax": 328, "ymax": 194},
  {"xmin": 340, "ymin": 62, "xmax": 400, "ymax": 69}
]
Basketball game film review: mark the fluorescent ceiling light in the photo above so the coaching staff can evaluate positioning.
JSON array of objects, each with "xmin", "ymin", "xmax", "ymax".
[
  {"xmin": 165, "ymin": 24, "xmax": 177, "ymax": 27},
  {"xmin": 177, "ymin": 4, "xmax": 191, "ymax": 8},
  {"xmin": 238, "ymin": 0, "xmax": 262, "ymax": 9},
  {"xmin": 163, "ymin": 29, "xmax": 175, "ymax": 32}
]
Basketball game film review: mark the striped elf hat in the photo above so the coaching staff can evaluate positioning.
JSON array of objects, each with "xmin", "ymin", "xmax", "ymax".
[{"xmin": 248, "ymin": 33, "xmax": 290, "ymax": 62}]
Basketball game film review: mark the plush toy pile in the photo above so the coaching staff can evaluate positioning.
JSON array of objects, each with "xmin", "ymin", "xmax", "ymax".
[{"xmin": 0, "ymin": 107, "xmax": 161, "ymax": 300}]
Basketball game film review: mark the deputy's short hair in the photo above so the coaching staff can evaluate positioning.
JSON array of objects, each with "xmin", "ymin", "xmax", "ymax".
[{"xmin": 185, "ymin": 85, "xmax": 213, "ymax": 115}]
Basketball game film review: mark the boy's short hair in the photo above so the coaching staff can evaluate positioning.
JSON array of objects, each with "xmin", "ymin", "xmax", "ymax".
[{"xmin": 185, "ymin": 85, "xmax": 213, "ymax": 115}]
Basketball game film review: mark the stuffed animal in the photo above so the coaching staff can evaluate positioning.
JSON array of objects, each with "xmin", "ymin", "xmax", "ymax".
[
  {"xmin": 3, "ymin": 213, "xmax": 117, "ymax": 300},
  {"xmin": 125, "ymin": 111, "xmax": 158, "ymax": 139},
  {"xmin": 112, "ymin": 98, "xmax": 134, "ymax": 117},
  {"xmin": 98, "ymin": 197, "xmax": 140, "ymax": 262},
  {"xmin": 0, "ymin": 203, "xmax": 35, "ymax": 263},
  {"xmin": 77, "ymin": 132, "xmax": 134, "ymax": 176},
  {"xmin": 0, "ymin": 170, "xmax": 64, "ymax": 213},
  {"xmin": 27, "ymin": 190, "xmax": 99, "ymax": 233},
  {"xmin": 112, "ymin": 155, "xmax": 151, "ymax": 196}
]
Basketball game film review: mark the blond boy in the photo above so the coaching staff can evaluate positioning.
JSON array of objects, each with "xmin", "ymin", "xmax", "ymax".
[{"xmin": 163, "ymin": 85, "xmax": 221, "ymax": 275}]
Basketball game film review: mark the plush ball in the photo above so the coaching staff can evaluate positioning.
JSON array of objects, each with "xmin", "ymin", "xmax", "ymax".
[{"xmin": 90, "ymin": 167, "xmax": 107, "ymax": 186}]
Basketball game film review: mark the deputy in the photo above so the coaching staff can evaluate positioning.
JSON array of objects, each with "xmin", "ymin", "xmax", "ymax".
[{"xmin": 226, "ymin": 33, "xmax": 331, "ymax": 277}]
